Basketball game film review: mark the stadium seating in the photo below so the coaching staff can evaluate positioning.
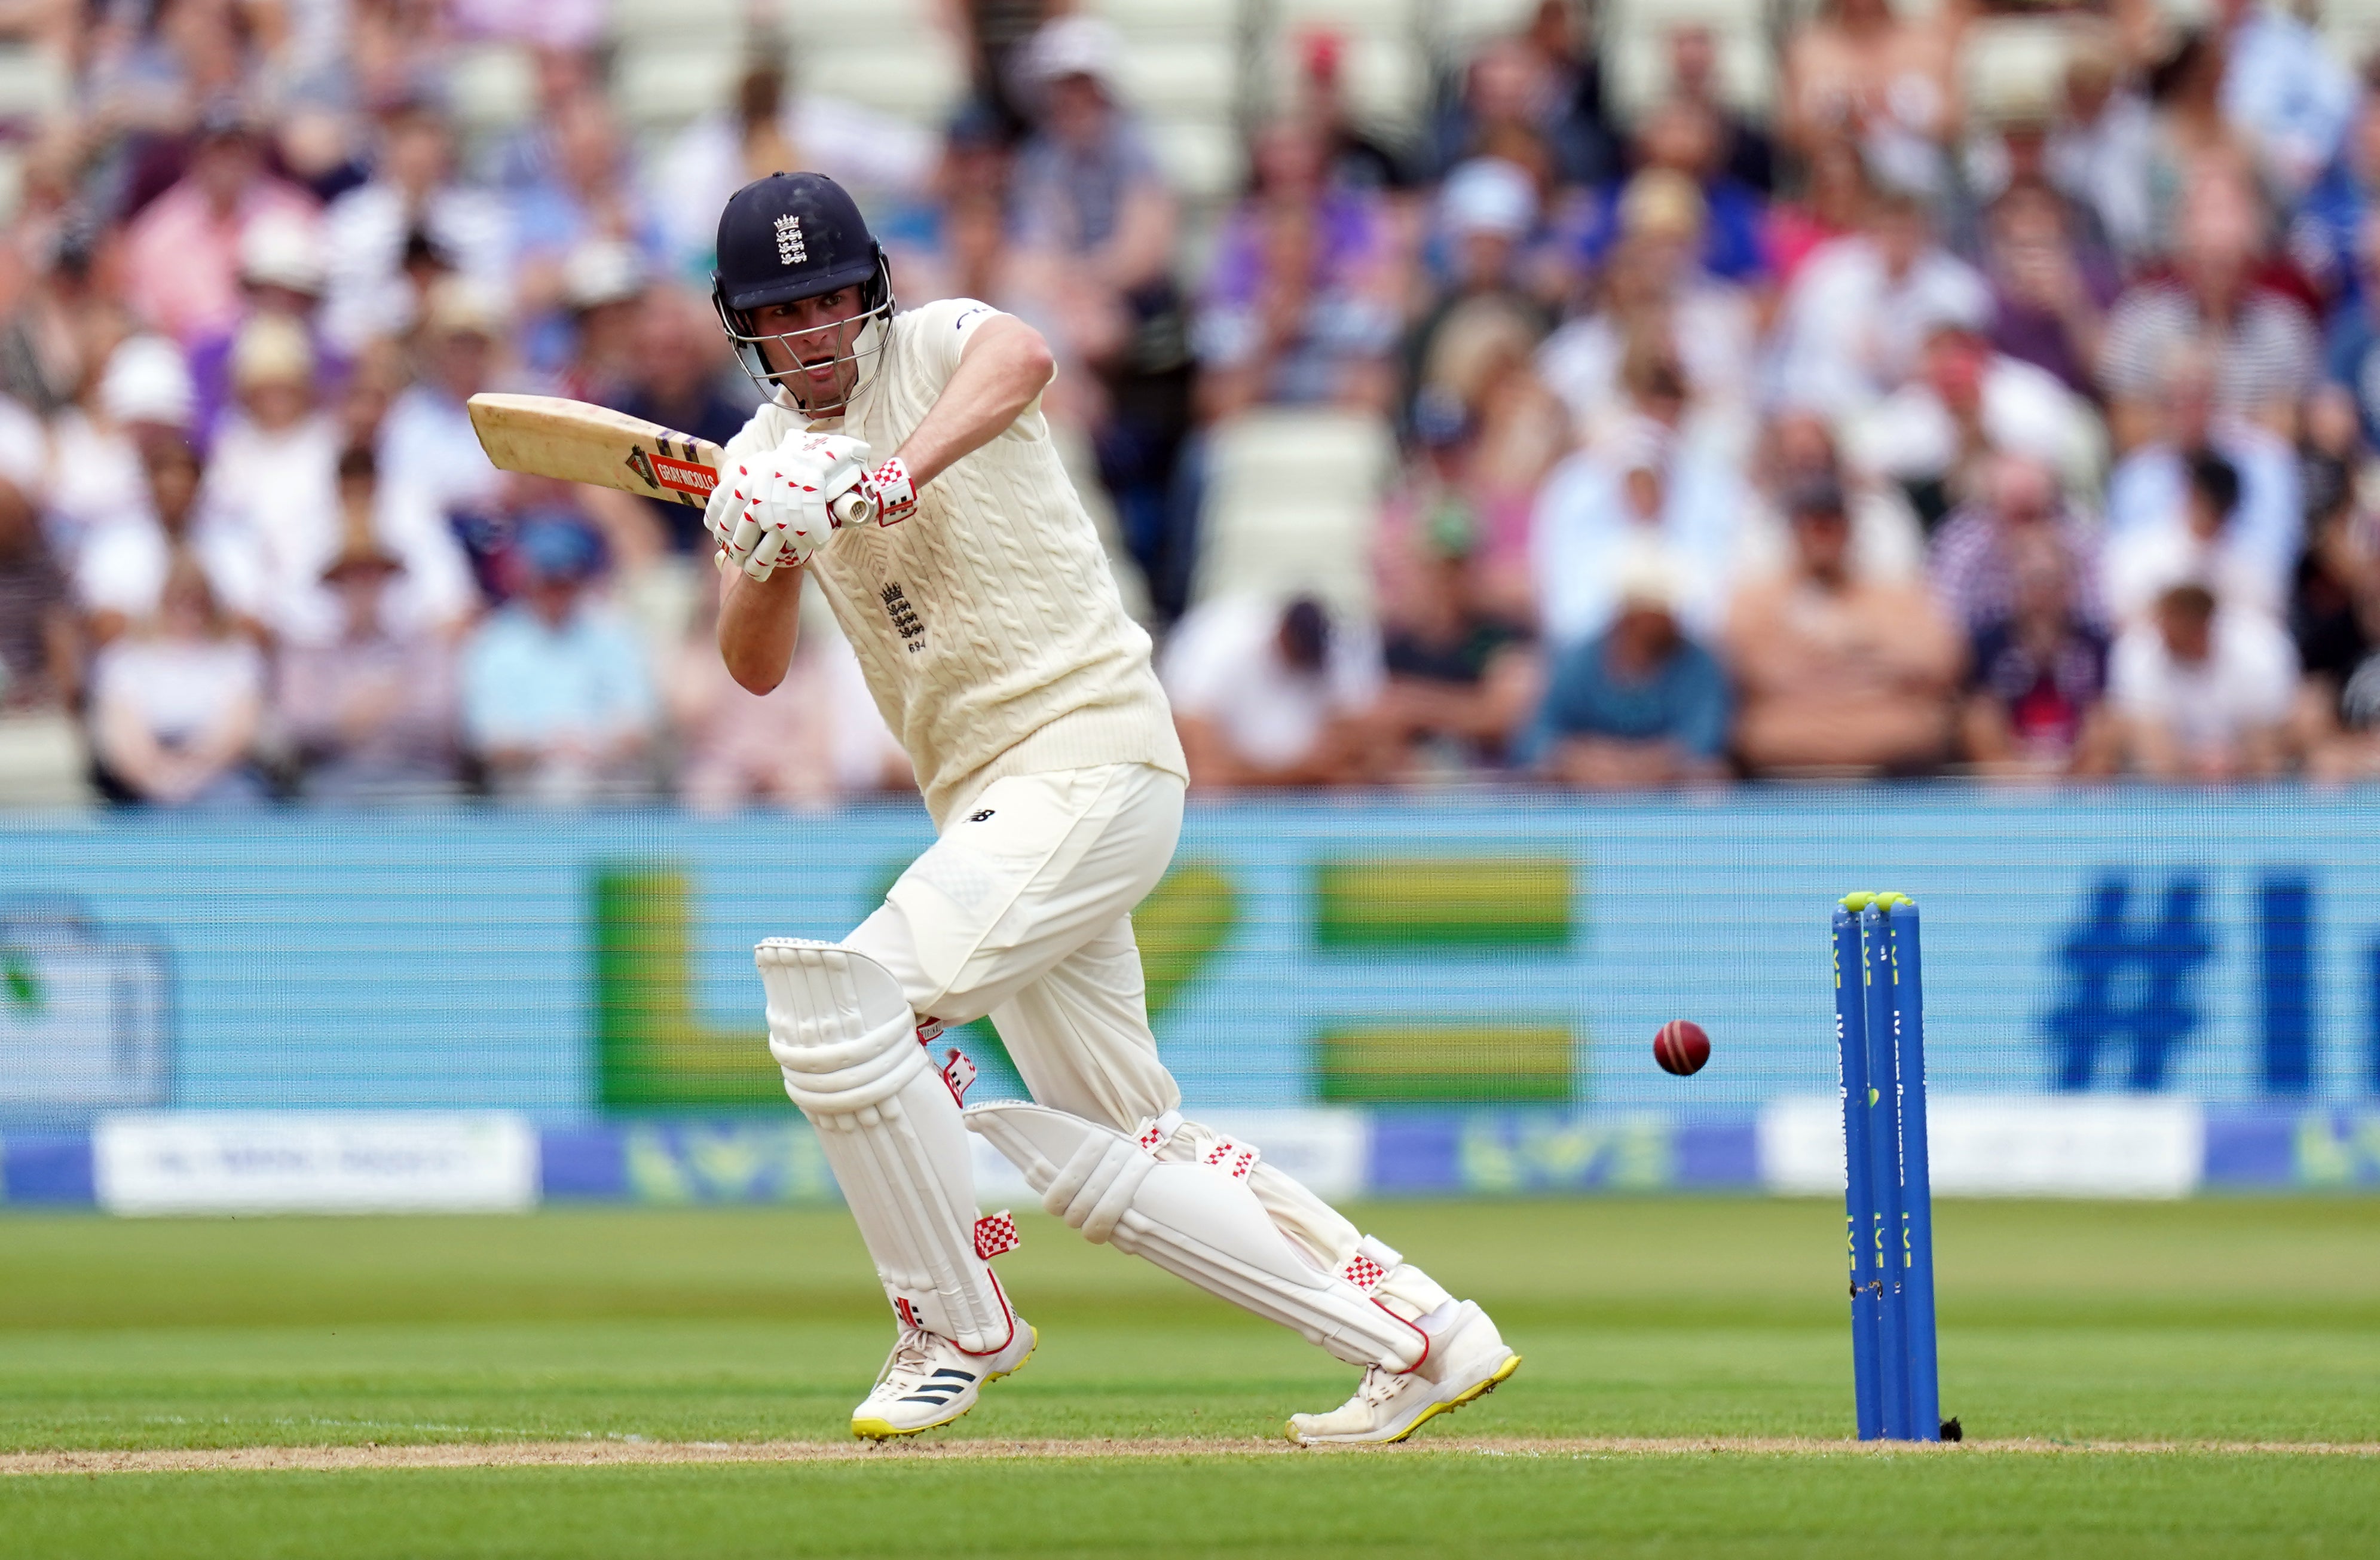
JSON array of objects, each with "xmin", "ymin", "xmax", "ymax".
[{"xmin": 1192, "ymin": 406, "xmax": 1397, "ymax": 622}]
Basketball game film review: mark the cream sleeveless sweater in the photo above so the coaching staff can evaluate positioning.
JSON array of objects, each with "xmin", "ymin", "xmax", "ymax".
[{"xmin": 721, "ymin": 297, "xmax": 1186, "ymax": 825}]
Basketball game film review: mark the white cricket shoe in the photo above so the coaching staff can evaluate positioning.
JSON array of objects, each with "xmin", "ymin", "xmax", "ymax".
[
  {"xmin": 1286, "ymin": 1300, "xmax": 1521, "ymax": 1446},
  {"xmin": 850, "ymin": 1316, "xmax": 1037, "ymax": 1440}
]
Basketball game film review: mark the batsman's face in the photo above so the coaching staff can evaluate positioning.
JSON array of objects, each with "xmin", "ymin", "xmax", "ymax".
[{"xmin": 752, "ymin": 289, "xmax": 864, "ymax": 405}]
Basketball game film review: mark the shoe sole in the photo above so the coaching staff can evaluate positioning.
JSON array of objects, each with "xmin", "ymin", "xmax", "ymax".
[
  {"xmin": 851, "ymin": 1325, "xmax": 1039, "ymax": 1442},
  {"xmin": 1284, "ymin": 1350, "xmax": 1524, "ymax": 1448}
]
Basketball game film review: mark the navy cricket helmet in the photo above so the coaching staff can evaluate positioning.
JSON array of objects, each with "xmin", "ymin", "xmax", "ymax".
[{"xmin": 710, "ymin": 171, "xmax": 896, "ymax": 413}]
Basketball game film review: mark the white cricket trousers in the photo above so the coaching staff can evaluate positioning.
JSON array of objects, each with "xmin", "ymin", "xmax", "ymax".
[{"xmin": 840, "ymin": 761, "xmax": 1364, "ymax": 1274}]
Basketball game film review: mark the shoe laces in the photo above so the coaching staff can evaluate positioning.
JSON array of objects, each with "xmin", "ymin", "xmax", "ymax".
[
  {"xmin": 875, "ymin": 1326, "xmax": 940, "ymax": 1393},
  {"xmin": 1353, "ymin": 1364, "xmax": 1405, "ymax": 1409}
]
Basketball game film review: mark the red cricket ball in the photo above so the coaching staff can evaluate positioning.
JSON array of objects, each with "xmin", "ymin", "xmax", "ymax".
[{"xmin": 1654, "ymin": 1019, "xmax": 1711, "ymax": 1076}]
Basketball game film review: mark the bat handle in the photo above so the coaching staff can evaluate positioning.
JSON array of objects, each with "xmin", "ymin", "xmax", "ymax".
[{"xmin": 831, "ymin": 491, "xmax": 876, "ymax": 530}]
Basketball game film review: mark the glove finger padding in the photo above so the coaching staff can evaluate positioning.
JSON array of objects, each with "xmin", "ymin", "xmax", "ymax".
[
  {"xmin": 744, "ymin": 527, "xmax": 786, "ymax": 579},
  {"xmin": 703, "ymin": 464, "xmax": 748, "ymax": 552}
]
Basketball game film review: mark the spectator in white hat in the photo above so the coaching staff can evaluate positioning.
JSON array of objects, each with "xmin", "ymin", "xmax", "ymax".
[
  {"xmin": 207, "ymin": 316, "xmax": 474, "ymax": 645},
  {"xmin": 44, "ymin": 335, "xmax": 198, "ymax": 571},
  {"xmin": 1009, "ymin": 13, "xmax": 1177, "ymax": 366},
  {"xmin": 1403, "ymin": 157, "xmax": 1553, "ymax": 433},
  {"xmin": 186, "ymin": 213, "xmax": 344, "ymax": 448}
]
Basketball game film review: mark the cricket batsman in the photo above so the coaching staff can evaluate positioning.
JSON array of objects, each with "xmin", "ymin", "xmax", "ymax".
[{"xmin": 703, "ymin": 172, "xmax": 1519, "ymax": 1445}]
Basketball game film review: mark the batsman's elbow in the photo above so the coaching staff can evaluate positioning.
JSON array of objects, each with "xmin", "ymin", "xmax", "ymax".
[
  {"xmin": 727, "ymin": 657, "xmax": 785, "ymax": 698},
  {"xmin": 1017, "ymin": 331, "xmax": 1057, "ymax": 390}
]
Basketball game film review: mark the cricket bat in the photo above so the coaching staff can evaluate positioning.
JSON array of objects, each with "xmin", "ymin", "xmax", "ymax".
[{"xmin": 466, "ymin": 393, "xmax": 877, "ymax": 527}]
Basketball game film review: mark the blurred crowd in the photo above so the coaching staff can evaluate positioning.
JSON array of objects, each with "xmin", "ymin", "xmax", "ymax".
[{"xmin": 4, "ymin": 0, "xmax": 2380, "ymax": 811}]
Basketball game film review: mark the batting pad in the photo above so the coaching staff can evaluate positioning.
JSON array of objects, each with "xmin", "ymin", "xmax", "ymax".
[
  {"xmin": 757, "ymin": 939, "xmax": 1014, "ymax": 1354},
  {"xmin": 965, "ymin": 1101, "xmax": 1427, "ymax": 1371}
]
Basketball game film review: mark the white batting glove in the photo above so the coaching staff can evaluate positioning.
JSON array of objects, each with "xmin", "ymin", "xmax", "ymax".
[{"xmin": 708, "ymin": 433, "xmax": 873, "ymax": 580}]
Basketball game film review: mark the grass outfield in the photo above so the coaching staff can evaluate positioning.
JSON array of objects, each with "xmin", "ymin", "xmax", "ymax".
[{"xmin": 1, "ymin": 1198, "xmax": 2375, "ymax": 1556}]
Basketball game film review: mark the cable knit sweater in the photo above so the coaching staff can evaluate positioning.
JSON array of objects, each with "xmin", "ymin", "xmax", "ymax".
[{"xmin": 721, "ymin": 297, "xmax": 1185, "ymax": 825}]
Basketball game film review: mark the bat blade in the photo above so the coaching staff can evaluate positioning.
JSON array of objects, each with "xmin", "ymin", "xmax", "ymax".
[{"xmin": 467, "ymin": 392, "xmax": 724, "ymax": 508}]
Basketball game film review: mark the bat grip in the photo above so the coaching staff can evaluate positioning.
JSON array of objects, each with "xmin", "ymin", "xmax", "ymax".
[{"xmin": 830, "ymin": 491, "xmax": 876, "ymax": 529}]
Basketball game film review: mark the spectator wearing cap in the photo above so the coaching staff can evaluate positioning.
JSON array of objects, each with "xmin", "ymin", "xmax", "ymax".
[
  {"xmin": 460, "ymin": 514, "xmax": 657, "ymax": 802},
  {"xmin": 380, "ymin": 279, "xmax": 512, "ymax": 599},
  {"xmin": 1007, "ymin": 15, "xmax": 1192, "ymax": 614},
  {"xmin": 1403, "ymin": 158, "xmax": 1553, "ymax": 431},
  {"xmin": 1963, "ymin": 524, "xmax": 2118, "ymax": 779},
  {"xmin": 321, "ymin": 97, "xmax": 513, "ymax": 354},
  {"xmin": 1736, "ymin": 411, "xmax": 1925, "ymax": 588},
  {"xmin": 1008, "ymin": 15, "xmax": 1181, "ymax": 360},
  {"xmin": 1766, "ymin": 187, "xmax": 1990, "ymax": 417},
  {"xmin": 2099, "ymin": 165, "xmax": 2318, "ymax": 449},
  {"xmin": 185, "ymin": 212, "xmax": 344, "ymax": 449},
  {"xmin": 1847, "ymin": 314, "xmax": 2102, "ymax": 534},
  {"xmin": 122, "ymin": 108, "xmax": 319, "ymax": 346},
  {"xmin": 1727, "ymin": 477, "xmax": 1965, "ymax": 776},
  {"xmin": 1193, "ymin": 119, "xmax": 1402, "ymax": 418},
  {"xmin": 278, "ymin": 513, "xmax": 460, "ymax": 803},
  {"xmin": 89, "ymin": 555, "xmax": 268, "ymax": 807},
  {"xmin": 1163, "ymin": 594, "xmax": 1386, "ymax": 789},
  {"xmin": 1533, "ymin": 546, "xmax": 1728, "ymax": 790},
  {"xmin": 75, "ymin": 435, "xmax": 264, "ymax": 646},
  {"xmin": 2103, "ymin": 339, "xmax": 2301, "ymax": 614},
  {"xmin": 44, "ymin": 335, "xmax": 198, "ymax": 571},
  {"xmin": 1373, "ymin": 507, "xmax": 1540, "ymax": 774},
  {"xmin": 2109, "ymin": 580, "xmax": 2298, "ymax": 779},
  {"xmin": 1929, "ymin": 451, "xmax": 2104, "ymax": 635}
]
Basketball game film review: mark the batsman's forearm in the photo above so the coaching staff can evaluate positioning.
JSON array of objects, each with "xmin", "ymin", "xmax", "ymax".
[
  {"xmin": 895, "ymin": 319, "xmax": 1056, "ymax": 490},
  {"xmin": 718, "ymin": 563, "xmax": 804, "ymax": 695}
]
